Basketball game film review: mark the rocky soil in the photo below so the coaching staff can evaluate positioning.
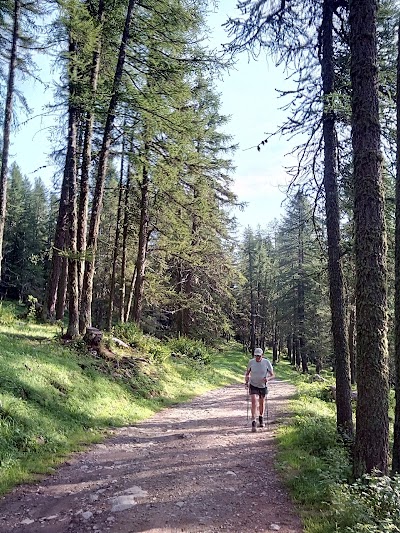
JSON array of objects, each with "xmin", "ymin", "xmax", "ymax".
[{"xmin": 0, "ymin": 379, "xmax": 303, "ymax": 533}]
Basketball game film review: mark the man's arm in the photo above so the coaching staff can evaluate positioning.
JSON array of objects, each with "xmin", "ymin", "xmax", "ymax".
[
  {"xmin": 245, "ymin": 363, "xmax": 251, "ymax": 385},
  {"xmin": 265, "ymin": 360, "xmax": 275, "ymax": 382}
]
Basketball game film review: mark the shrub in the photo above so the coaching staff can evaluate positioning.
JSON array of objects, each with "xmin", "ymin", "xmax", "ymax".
[
  {"xmin": 333, "ymin": 473, "xmax": 400, "ymax": 532},
  {"xmin": 112, "ymin": 323, "xmax": 170, "ymax": 362},
  {"xmin": 167, "ymin": 337, "xmax": 212, "ymax": 365},
  {"xmin": 113, "ymin": 323, "xmax": 144, "ymax": 347},
  {"xmin": 147, "ymin": 342, "xmax": 170, "ymax": 362},
  {"xmin": 0, "ymin": 302, "xmax": 16, "ymax": 326},
  {"xmin": 292, "ymin": 413, "xmax": 338, "ymax": 456}
]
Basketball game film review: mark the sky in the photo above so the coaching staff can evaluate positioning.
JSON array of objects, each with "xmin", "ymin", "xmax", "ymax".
[
  {"xmin": 206, "ymin": 3, "xmax": 294, "ymax": 230},
  {"xmin": 10, "ymin": 1, "xmax": 294, "ymax": 231}
]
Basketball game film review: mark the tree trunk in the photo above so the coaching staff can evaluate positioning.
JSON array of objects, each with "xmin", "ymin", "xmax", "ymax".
[
  {"xmin": 80, "ymin": 0, "xmax": 136, "ymax": 334},
  {"xmin": 350, "ymin": 0, "xmax": 389, "ymax": 477},
  {"xmin": 0, "ymin": 0, "xmax": 19, "ymax": 280},
  {"xmin": 287, "ymin": 334, "xmax": 292, "ymax": 362},
  {"xmin": 0, "ymin": 0, "xmax": 21, "ymax": 276},
  {"xmin": 65, "ymin": 34, "xmax": 80, "ymax": 339},
  {"xmin": 392, "ymin": 19, "xmax": 400, "ymax": 475},
  {"xmin": 297, "ymin": 202, "xmax": 307, "ymax": 373},
  {"xmin": 66, "ymin": 109, "xmax": 80, "ymax": 338},
  {"xmin": 125, "ymin": 265, "xmax": 137, "ymax": 322},
  {"xmin": 295, "ymin": 336, "xmax": 301, "ymax": 369},
  {"xmin": 107, "ymin": 143, "xmax": 125, "ymax": 330},
  {"xmin": 272, "ymin": 312, "xmax": 278, "ymax": 363},
  {"xmin": 176, "ymin": 261, "xmax": 185, "ymax": 337},
  {"xmin": 249, "ymin": 245, "xmax": 256, "ymax": 354},
  {"xmin": 47, "ymin": 169, "xmax": 69, "ymax": 321},
  {"xmin": 321, "ymin": 0, "xmax": 353, "ymax": 437},
  {"xmin": 120, "ymin": 160, "xmax": 131, "ymax": 323},
  {"xmin": 348, "ymin": 301, "xmax": 356, "ymax": 385},
  {"xmin": 291, "ymin": 333, "xmax": 296, "ymax": 366},
  {"xmin": 132, "ymin": 146, "xmax": 150, "ymax": 324},
  {"xmin": 55, "ymin": 256, "xmax": 68, "ymax": 320}
]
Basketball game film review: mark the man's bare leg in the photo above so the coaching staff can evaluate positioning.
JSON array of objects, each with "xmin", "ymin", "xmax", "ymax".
[
  {"xmin": 258, "ymin": 396, "xmax": 265, "ymax": 427},
  {"xmin": 251, "ymin": 394, "xmax": 257, "ymax": 432}
]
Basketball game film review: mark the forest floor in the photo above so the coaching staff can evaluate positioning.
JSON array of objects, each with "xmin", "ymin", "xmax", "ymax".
[{"xmin": 0, "ymin": 379, "xmax": 303, "ymax": 533}]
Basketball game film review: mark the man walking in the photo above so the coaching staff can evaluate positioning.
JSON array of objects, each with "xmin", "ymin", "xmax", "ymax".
[{"xmin": 245, "ymin": 347, "xmax": 274, "ymax": 432}]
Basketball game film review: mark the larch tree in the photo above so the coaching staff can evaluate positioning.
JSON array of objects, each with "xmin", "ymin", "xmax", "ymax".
[
  {"xmin": 274, "ymin": 191, "xmax": 331, "ymax": 371},
  {"xmin": 0, "ymin": 0, "xmax": 20, "ymax": 281},
  {"xmin": 46, "ymin": 0, "xmax": 100, "ymax": 323},
  {"xmin": 3, "ymin": 165, "xmax": 49, "ymax": 300},
  {"xmin": 392, "ymin": 15, "xmax": 400, "ymax": 475},
  {"xmin": 237, "ymin": 227, "xmax": 275, "ymax": 352},
  {"xmin": 106, "ymin": 132, "xmax": 127, "ymax": 330},
  {"xmin": 79, "ymin": 0, "xmax": 136, "ymax": 334},
  {"xmin": 350, "ymin": 0, "xmax": 389, "ymax": 477},
  {"xmin": 321, "ymin": 0, "xmax": 353, "ymax": 436},
  {"xmin": 77, "ymin": 0, "xmax": 106, "ymax": 299},
  {"xmin": 50, "ymin": 0, "xmax": 100, "ymax": 337}
]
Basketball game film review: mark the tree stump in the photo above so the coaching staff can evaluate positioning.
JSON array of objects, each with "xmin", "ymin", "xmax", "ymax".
[{"xmin": 83, "ymin": 327, "xmax": 103, "ymax": 348}]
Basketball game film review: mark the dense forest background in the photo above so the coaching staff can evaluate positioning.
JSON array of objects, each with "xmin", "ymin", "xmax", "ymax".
[{"xmin": 3, "ymin": 0, "xmax": 400, "ymax": 478}]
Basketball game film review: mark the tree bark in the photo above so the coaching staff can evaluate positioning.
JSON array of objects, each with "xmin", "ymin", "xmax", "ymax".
[
  {"xmin": 321, "ymin": 0, "xmax": 353, "ymax": 437},
  {"xmin": 120, "ymin": 161, "xmax": 131, "ymax": 323},
  {"xmin": 47, "ymin": 169, "xmax": 69, "ymax": 320},
  {"xmin": 125, "ymin": 265, "xmax": 137, "ymax": 322},
  {"xmin": 65, "ymin": 33, "xmax": 80, "ymax": 339},
  {"xmin": 66, "ymin": 107, "xmax": 80, "ymax": 339},
  {"xmin": 55, "ymin": 256, "xmax": 68, "ymax": 320},
  {"xmin": 132, "ymin": 143, "xmax": 150, "ymax": 324},
  {"xmin": 348, "ymin": 300, "xmax": 356, "ymax": 385},
  {"xmin": 0, "ymin": 0, "xmax": 19, "ymax": 279},
  {"xmin": 350, "ymin": 0, "xmax": 389, "ymax": 477},
  {"xmin": 392, "ymin": 19, "xmax": 400, "ymax": 475},
  {"xmin": 107, "ymin": 141, "xmax": 125, "ymax": 330}
]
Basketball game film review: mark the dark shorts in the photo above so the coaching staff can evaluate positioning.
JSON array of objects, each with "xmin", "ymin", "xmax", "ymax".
[{"xmin": 249, "ymin": 384, "xmax": 267, "ymax": 397}]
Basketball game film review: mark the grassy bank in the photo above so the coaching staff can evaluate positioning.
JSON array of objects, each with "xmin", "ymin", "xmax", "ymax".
[
  {"xmin": 273, "ymin": 360, "xmax": 400, "ymax": 533},
  {"xmin": 0, "ymin": 304, "xmax": 248, "ymax": 495},
  {"xmin": 273, "ymin": 362, "xmax": 345, "ymax": 532}
]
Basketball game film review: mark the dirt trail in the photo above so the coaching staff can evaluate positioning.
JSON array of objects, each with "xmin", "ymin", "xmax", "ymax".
[{"xmin": 0, "ymin": 379, "xmax": 303, "ymax": 533}]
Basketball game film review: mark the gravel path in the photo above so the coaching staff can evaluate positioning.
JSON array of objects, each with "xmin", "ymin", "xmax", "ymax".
[{"xmin": 0, "ymin": 379, "xmax": 303, "ymax": 533}]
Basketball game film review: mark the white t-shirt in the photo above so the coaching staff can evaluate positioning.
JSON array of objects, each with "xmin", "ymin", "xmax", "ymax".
[{"xmin": 247, "ymin": 357, "xmax": 273, "ymax": 388}]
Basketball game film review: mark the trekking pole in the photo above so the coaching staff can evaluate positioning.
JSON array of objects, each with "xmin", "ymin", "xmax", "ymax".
[{"xmin": 246, "ymin": 384, "xmax": 249, "ymax": 422}]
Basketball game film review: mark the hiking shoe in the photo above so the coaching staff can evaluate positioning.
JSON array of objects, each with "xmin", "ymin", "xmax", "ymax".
[
  {"xmin": 251, "ymin": 420, "xmax": 257, "ymax": 432},
  {"xmin": 259, "ymin": 415, "xmax": 264, "ymax": 427}
]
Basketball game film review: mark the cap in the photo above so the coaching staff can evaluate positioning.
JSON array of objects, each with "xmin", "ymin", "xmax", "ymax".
[{"xmin": 254, "ymin": 348, "xmax": 263, "ymax": 356}]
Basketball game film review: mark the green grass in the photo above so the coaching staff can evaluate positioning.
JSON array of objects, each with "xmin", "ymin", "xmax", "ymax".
[
  {"xmin": 0, "ymin": 309, "xmax": 249, "ymax": 495},
  {"xmin": 272, "ymin": 359, "xmax": 352, "ymax": 533},
  {"xmin": 269, "ymin": 359, "xmax": 400, "ymax": 533}
]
